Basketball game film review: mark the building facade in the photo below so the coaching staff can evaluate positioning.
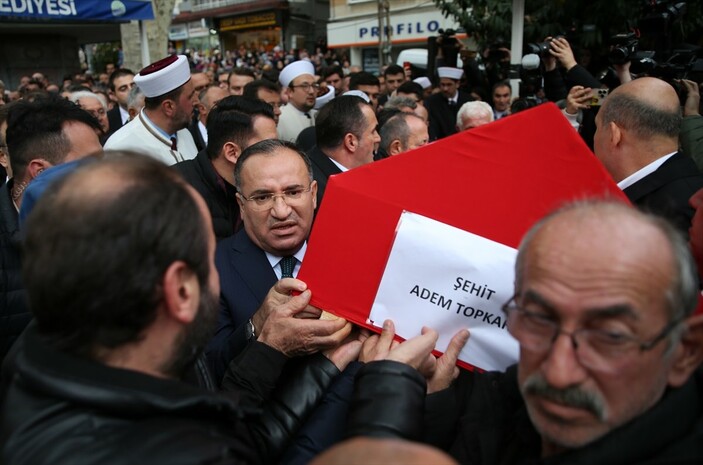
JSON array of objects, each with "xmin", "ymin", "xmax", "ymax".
[
  {"xmin": 170, "ymin": 0, "xmax": 328, "ymax": 55},
  {"xmin": 327, "ymin": 0, "xmax": 465, "ymax": 73}
]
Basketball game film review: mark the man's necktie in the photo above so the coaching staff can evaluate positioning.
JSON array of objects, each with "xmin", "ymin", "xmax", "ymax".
[
  {"xmin": 448, "ymin": 99, "xmax": 456, "ymax": 108},
  {"xmin": 170, "ymin": 136, "xmax": 178, "ymax": 151},
  {"xmin": 304, "ymin": 112, "xmax": 311, "ymax": 120},
  {"xmin": 280, "ymin": 256, "xmax": 296, "ymax": 278}
]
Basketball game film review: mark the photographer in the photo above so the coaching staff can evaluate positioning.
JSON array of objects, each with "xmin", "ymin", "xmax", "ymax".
[{"xmin": 542, "ymin": 37, "xmax": 601, "ymax": 102}]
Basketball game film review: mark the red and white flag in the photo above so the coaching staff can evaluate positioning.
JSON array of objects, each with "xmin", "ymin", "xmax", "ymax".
[{"xmin": 299, "ymin": 103, "xmax": 629, "ymax": 371}]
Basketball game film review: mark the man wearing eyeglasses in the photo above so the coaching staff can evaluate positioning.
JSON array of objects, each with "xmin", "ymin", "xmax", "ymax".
[
  {"xmin": 278, "ymin": 61, "xmax": 318, "ymax": 142},
  {"xmin": 207, "ymin": 139, "xmax": 332, "ymax": 384},
  {"xmin": 431, "ymin": 201, "xmax": 703, "ymax": 464},
  {"xmin": 69, "ymin": 91, "xmax": 110, "ymax": 138}
]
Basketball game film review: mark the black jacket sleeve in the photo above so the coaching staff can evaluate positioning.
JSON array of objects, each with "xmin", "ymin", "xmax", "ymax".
[
  {"xmin": 543, "ymin": 68, "xmax": 568, "ymax": 102},
  {"xmin": 565, "ymin": 64, "xmax": 602, "ymax": 90},
  {"xmin": 222, "ymin": 345, "xmax": 341, "ymax": 464},
  {"xmin": 346, "ymin": 360, "xmax": 426, "ymax": 440}
]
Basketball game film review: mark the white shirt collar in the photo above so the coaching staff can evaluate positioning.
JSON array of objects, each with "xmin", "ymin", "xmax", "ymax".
[
  {"xmin": 119, "ymin": 106, "xmax": 130, "ymax": 125},
  {"xmin": 198, "ymin": 120, "xmax": 208, "ymax": 145},
  {"xmin": 617, "ymin": 151, "xmax": 677, "ymax": 190},
  {"xmin": 265, "ymin": 242, "xmax": 307, "ymax": 280},
  {"xmin": 329, "ymin": 156, "xmax": 348, "ymax": 173}
]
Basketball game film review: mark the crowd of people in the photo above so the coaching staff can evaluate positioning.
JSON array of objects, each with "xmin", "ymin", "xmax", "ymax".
[{"xmin": 0, "ymin": 33, "xmax": 703, "ymax": 464}]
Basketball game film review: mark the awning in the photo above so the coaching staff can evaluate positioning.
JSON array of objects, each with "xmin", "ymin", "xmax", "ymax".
[{"xmin": 0, "ymin": 0, "xmax": 154, "ymax": 22}]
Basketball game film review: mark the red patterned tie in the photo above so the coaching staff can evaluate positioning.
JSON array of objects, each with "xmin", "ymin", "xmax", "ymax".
[{"xmin": 170, "ymin": 136, "xmax": 177, "ymax": 151}]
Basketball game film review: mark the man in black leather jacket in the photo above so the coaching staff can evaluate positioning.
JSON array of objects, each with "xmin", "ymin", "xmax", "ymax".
[{"xmin": 0, "ymin": 154, "xmax": 439, "ymax": 465}]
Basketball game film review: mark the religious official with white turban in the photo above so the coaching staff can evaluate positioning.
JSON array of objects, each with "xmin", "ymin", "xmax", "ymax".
[
  {"xmin": 424, "ymin": 66, "xmax": 472, "ymax": 141},
  {"xmin": 278, "ymin": 60, "xmax": 318, "ymax": 142},
  {"xmin": 105, "ymin": 55, "xmax": 198, "ymax": 165}
]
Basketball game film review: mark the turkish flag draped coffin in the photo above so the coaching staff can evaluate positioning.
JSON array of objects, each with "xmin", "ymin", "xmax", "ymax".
[{"xmin": 298, "ymin": 103, "xmax": 629, "ymax": 371}]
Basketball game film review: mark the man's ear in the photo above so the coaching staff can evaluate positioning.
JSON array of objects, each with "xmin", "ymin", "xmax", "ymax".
[
  {"xmin": 161, "ymin": 261, "xmax": 199, "ymax": 324},
  {"xmin": 27, "ymin": 159, "xmax": 52, "ymax": 180},
  {"xmin": 343, "ymin": 133, "xmax": 357, "ymax": 153},
  {"xmin": 222, "ymin": 141, "xmax": 242, "ymax": 166},
  {"xmin": 609, "ymin": 121, "xmax": 622, "ymax": 148},
  {"xmin": 668, "ymin": 313, "xmax": 703, "ymax": 387},
  {"xmin": 310, "ymin": 179, "xmax": 318, "ymax": 210},
  {"xmin": 161, "ymin": 99, "xmax": 176, "ymax": 117},
  {"xmin": 388, "ymin": 139, "xmax": 403, "ymax": 156}
]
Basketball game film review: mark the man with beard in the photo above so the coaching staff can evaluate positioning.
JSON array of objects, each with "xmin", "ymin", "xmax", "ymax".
[
  {"xmin": 278, "ymin": 61, "xmax": 318, "ymax": 142},
  {"xmin": 0, "ymin": 154, "xmax": 437, "ymax": 464},
  {"xmin": 430, "ymin": 201, "xmax": 703, "ymax": 464},
  {"xmin": 105, "ymin": 55, "xmax": 198, "ymax": 165}
]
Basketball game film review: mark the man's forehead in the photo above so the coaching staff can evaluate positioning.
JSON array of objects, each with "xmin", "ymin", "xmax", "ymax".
[
  {"xmin": 113, "ymin": 74, "xmax": 134, "ymax": 88},
  {"xmin": 242, "ymin": 149, "xmax": 306, "ymax": 179},
  {"xmin": 258, "ymin": 88, "xmax": 280, "ymax": 100},
  {"xmin": 79, "ymin": 97, "xmax": 102, "ymax": 108},
  {"xmin": 522, "ymin": 205, "xmax": 674, "ymax": 298},
  {"xmin": 291, "ymin": 74, "xmax": 315, "ymax": 86}
]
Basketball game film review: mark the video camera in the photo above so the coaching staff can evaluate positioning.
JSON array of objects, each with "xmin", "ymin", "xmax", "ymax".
[
  {"xmin": 525, "ymin": 35, "xmax": 564, "ymax": 58},
  {"xmin": 608, "ymin": 33, "xmax": 639, "ymax": 65}
]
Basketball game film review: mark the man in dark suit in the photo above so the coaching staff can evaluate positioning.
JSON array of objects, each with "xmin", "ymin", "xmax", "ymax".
[
  {"xmin": 105, "ymin": 69, "xmax": 134, "ymax": 138},
  {"xmin": 425, "ymin": 66, "xmax": 472, "ymax": 141},
  {"xmin": 187, "ymin": 84, "xmax": 229, "ymax": 152},
  {"xmin": 308, "ymin": 95, "xmax": 380, "ymax": 207},
  {"xmin": 207, "ymin": 139, "xmax": 330, "ymax": 383},
  {"xmin": 174, "ymin": 96, "xmax": 277, "ymax": 241},
  {"xmin": 594, "ymin": 77, "xmax": 703, "ymax": 238}
]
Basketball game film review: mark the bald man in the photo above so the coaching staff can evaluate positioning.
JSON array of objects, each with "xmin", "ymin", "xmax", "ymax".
[
  {"xmin": 309, "ymin": 438, "xmax": 458, "ymax": 465},
  {"xmin": 594, "ymin": 77, "xmax": 703, "ymax": 237}
]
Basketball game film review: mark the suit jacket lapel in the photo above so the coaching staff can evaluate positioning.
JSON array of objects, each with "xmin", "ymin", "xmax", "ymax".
[{"xmin": 230, "ymin": 230, "xmax": 278, "ymax": 303}]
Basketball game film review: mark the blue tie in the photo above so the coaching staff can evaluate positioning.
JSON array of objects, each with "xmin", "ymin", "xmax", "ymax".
[{"xmin": 280, "ymin": 256, "xmax": 296, "ymax": 278}]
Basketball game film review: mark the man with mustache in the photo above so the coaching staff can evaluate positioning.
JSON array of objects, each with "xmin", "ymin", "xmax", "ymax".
[{"xmin": 431, "ymin": 201, "xmax": 703, "ymax": 464}]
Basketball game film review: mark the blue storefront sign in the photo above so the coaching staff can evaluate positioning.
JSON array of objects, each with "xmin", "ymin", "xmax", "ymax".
[{"xmin": 0, "ymin": 0, "xmax": 154, "ymax": 21}]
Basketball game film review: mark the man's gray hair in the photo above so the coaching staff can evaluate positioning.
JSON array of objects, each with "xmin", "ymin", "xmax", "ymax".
[
  {"xmin": 385, "ymin": 96, "xmax": 418, "ymax": 111},
  {"xmin": 379, "ymin": 112, "xmax": 425, "ymax": 154},
  {"xmin": 599, "ymin": 92, "xmax": 681, "ymax": 139},
  {"xmin": 457, "ymin": 101, "xmax": 494, "ymax": 130},
  {"xmin": 69, "ymin": 91, "xmax": 107, "ymax": 110},
  {"xmin": 128, "ymin": 86, "xmax": 145, "ymax": 111}
]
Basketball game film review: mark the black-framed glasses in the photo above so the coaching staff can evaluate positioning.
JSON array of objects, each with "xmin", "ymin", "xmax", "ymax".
[
  {"xmin": 238, "ymin": 185, "xmax": 313, "ymax": 211},
  {"xmin": 502, "ymin": 294, "xmax": 684, "ymax": 374},
  {"xmin": 290, "ymin": 83, "xmax": 320, "ymax": 92}
]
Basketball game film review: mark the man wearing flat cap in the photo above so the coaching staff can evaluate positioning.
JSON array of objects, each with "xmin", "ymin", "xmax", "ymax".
[
  {"xmin": 278, "ymin": 60, "xmax": 318, "ymax": 142},
  {"xmin": 424, "ymin": 66, "xmax": 472, "ymax": 141},
  {"xmin": 105, "ymin": 55, "xmax": 198, "ymax": 165}
]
